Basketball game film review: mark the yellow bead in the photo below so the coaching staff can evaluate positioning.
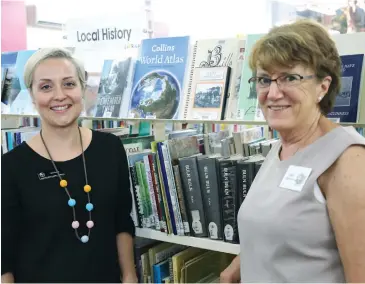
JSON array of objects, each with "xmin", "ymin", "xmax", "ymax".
[
  {"xmin": 84, "ymin": 185, "xmax": 91, "ymax": 193},
  {"xmin": 60, "ymin": 179, "xmax": 68, "ymax": 188}
]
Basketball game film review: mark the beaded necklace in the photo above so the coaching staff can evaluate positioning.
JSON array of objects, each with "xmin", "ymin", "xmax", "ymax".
[{"xmin": 40, "ymin": 127, "xmax": 94, "ymax": 243}]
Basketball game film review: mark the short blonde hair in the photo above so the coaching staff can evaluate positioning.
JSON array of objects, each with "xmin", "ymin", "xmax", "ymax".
[
  {"xmin": 249, "ymin": 19, "xmax": 342, "ymax": 115},
  {"xmin": 24, "ymin": 47, "xmax": 87, "ymax": 90}
]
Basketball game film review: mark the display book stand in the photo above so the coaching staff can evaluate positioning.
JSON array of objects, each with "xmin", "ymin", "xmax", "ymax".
[{"xmin": 2, "ymin": 113, "xmax": 365, "ymax": 255}]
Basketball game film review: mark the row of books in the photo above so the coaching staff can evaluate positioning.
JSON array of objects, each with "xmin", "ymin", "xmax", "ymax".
[
  {"xmin": 134, "ymin": 237, "xmax": 234, "ymax": 283},
  {"xmin": 2, "ymin": 32, "xmax": 365, "ymax": 124},
  {"xmin": 120, "ymin": 126, "xmax": 279, "ymax": 244}
]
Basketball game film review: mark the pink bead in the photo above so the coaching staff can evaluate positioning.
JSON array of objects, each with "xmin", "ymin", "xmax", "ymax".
[
  {"xmin": 86, "ymin": 221, "xmax": 94, "ymax": 229},
  {"xmin": 72, "ymin": 221, "xmax": 80, "ymax": 229}
]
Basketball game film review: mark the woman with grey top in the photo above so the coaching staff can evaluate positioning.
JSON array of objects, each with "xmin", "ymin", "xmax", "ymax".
[{"xmin": 221, "ymin": 19, "xmax": 365, "ymax": 283}]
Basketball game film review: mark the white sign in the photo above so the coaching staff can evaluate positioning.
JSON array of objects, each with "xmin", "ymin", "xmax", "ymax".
[{"xmin": 65, "ymin": 13, "xmax": 148, "ymax": 50}]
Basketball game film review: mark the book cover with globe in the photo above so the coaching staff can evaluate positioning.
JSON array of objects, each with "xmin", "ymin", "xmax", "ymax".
[{"xmin": 128, "ymin": 36, "xmax": 190, "ymax": 119}]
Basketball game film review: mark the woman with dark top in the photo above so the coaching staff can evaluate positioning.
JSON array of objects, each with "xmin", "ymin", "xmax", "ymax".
[
  {"xmin": 220, "ymin": 20, "xmax": 365, "ymax": 283},
  {"xmin": 1, "ymin": 48, "xmax": 137, "ymax": 283}
]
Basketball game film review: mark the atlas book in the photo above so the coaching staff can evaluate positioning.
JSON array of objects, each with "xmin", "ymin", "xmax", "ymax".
[{"xmin": 128, "ymin": 36, "xmax": 190, "ymax": 119}]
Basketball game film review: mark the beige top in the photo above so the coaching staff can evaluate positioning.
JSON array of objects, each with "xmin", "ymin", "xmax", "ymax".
[{"xmin": 238, "ymin": 126, "xmax": 365, "ymax": 282}]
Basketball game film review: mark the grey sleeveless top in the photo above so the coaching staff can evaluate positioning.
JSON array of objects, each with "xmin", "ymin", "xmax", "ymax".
[{"xmin": 238, "ymin": 126, "xmax": 365, "ymax": 282}]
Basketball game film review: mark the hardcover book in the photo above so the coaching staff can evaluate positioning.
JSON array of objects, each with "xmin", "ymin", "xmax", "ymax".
[
  {"xmin": 181, "ymin": 38, "xmax": 241, "ymax": 120},
  {"xmin": 1, "ymin": 50, "xmax": 37, "ymax": 115},
  {"xmin": 327, "ymin": 54, "xmax": 364, "ymax": 123},
  {"xmin": 128, "ymin": 36, "xmax": 190, "ymax": 119},
  {"xmin": 94, "ymin": 57, "xmax": 135, "ymax": 118},
  {"xmin": 187, "ymin": 66, "xmax": 231, "ymax": 120},
  {"xmin": 237, "ymin": 34, "xmax": 266, "ymax": 121}
]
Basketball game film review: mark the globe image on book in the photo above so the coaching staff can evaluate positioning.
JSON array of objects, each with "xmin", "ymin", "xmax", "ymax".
[{"xmin": 130, "ymin": 70, "xmax": 180, "ymax": 119}]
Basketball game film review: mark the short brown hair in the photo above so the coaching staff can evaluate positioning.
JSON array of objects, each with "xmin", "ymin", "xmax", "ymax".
[{"xmin": 249, "ymin": 19, "xmax": 342, "ymax": 115}]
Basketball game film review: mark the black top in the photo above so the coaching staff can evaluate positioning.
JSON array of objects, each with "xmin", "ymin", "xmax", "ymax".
[{"xmin": 1, "ymin": 130, "xmax": 135, "ymax": 283}]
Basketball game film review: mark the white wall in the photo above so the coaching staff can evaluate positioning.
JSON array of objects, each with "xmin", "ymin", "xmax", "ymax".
[{"xmin": 27, "ymin": 27, "xmax": 65, "ymax": 49}]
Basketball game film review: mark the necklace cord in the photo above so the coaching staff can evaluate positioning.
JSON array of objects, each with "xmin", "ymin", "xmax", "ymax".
[{"xmin": 40, "ymin": 127, "xmax": 92, "ymax": 241}]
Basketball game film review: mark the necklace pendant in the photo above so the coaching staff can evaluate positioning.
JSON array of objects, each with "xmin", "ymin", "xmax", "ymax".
[{"xmin": 81, "ymin": 235, "xmax": 89, "ymax": 243}]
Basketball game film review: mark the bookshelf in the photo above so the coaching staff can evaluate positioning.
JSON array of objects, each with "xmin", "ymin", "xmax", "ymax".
[
  {"xmin": 2, "ymin": 113, "xmax": 365, "ymax": 127},
  {"xmin": 2, "ymin": 113, "xmax": 365, "ymax": 255},
  {"xmin": 135, "ymin": 228, "xmax": 240, "ymax": 255}
]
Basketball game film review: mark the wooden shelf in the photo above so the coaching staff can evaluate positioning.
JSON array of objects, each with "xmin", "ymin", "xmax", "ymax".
[
  {"xmin": 135, "ymin": 228, "xmax": 239, "ymax": 255},
  {"xmin": 2, "ymin": 113, "xmax": 365, "ymax": 127}
]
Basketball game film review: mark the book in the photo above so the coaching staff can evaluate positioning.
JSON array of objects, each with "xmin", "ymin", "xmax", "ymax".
[
  {"xmin": 128, "ymin": 36, "xmax": 190, "ymax": 119},
  {"xmin": 94, "ymin": 57, "xmax": 135, "ymax": 118},
  {"xmin": 327, "ymin": 54, "xmax": 364, "ymax": 123},
  {"xmin": 187, "ymin": 66, "xmax": 231, "ymax": 120},
  {"xmin": 181, "ymin": 38, "xmax": 240, "ymax": 120}
]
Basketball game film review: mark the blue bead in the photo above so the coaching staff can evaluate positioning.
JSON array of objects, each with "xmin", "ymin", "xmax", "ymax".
[
  {"xmin": 86, "ymin": 203, "xmax": 94, "ymax": 211},
  {"xmin": 68, "ymin": 199, "xmax": 76, "ymax": 207},
  {"xmin": 81, "ymin": 235, "xmax": 89, "ymax": 243}
]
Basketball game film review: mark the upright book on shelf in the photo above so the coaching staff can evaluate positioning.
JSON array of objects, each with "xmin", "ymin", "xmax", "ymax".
[
  {"xmin": 1, "ymin": 50, "xmax": 37, "ymax": 115},
  {"xmin": 181, "ymin": 38, "xmax": 241, "ymax": 120},
  {"xmin": 327, "ymin": 54, "xmax": 364, "ymax": 123},
  {"xmin": 178, "ymin": 156, "xmax": 208, "ymax": 238},
  {"xmin": 197, "ymin": 155, "xmax": 223, "ymax": 240},
  {"xmin": 128, "ymin": 36, "xmax": 190, "ymax": 119},
  {"xmin": 187, "ymin": 66, "xmax": 231, "ymax": 120},
  {"xmin": 94, "ymin": 57, "xmax": 135, "ymax": 118}
]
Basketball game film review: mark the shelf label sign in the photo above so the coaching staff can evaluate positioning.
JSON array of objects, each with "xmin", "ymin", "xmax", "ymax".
[{"xmin": 65, "ymin": 13, "xmax": 148, "ymax": 50}]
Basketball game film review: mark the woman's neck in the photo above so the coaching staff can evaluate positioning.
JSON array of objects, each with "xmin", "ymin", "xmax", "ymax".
[
  {"xmin": 279, "ymin": 115, "xmax": 336, "ymax": 159},
  {"xmin": 41, "ymin": 122, "xmax": 81, "ymax": 152}
]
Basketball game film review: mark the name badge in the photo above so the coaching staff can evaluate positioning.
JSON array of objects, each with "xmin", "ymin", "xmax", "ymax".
[
  {"xmin": 279, "ymin": 165, "xmax": 312, "ymax": 192},
  {"xmin": 38, "ymin": 170, "xmax": 65, "ymax": 181}
]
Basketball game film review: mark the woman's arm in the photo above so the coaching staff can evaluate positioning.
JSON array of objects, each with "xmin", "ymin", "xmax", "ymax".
[
  {"xmin": 116, "ymin": 233, "xmax": 137, "ymax": 283},
  {"xmin": 1, "ymin": 273, "xmax": 14, "ymax": 283},
  {"xmin": 324, "ymin": 145, "xmax": 365, "ymax": 283},
  {"xmin": 220, "ymin": 255, "xmax": 241, "ymax": 283},
  {"xmin": 114, "ymin": 138, "xmax": 137, "ymax": 283}
]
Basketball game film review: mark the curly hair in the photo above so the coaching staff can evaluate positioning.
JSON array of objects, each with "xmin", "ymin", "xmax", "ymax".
[{"xmin": 249, "ymin": 19, "xmax": 342, "ymax": 115}]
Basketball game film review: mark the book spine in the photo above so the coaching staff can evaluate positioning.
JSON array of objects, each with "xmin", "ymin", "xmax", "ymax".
[
  {"xmin": 129, "ymin": 165, "xmax": 143, "ymax": 228},
  {"xmin": 178, "ymin": 157, "xmax": 208, "ymax": 237},
  {"xmin": 135, "ymin": 162, "xmax": 152, "ymax": 228},
  {"xmin": 143, "ymin": 155, "xmax": 161, "ymax": 231},
  {"xmin": 219, "ymin": 160, "xmax": 239, "ymax": 243},
  {"xmin": 236, "ymin": 162, "xmax": 251, "ymax": 207},
  {"xmin": 138, "ymin": 161, "xmax": 155, "ymax": 228},
  {"xmin": 154, "ymin": 149, "xmax": 172, "ymax": 234},
  {"xmin": 172, "ymin": 165, "xmax": 191, "ymax": 235},
  {"xmin": 157, "ymin": 142, "xmax": 177, "ymax": 235},
  {"xmin": 197, "ymin": 158, "xmax": 223, "ymax": 240},
  {"xmin": 182, "ymin": 42, "xmax": 198, "ymax": 119},
  {"xmin": 161, "ymin": 144, "xmax": 185, "ymax": 236},
  {"xmin": 149, "ymin": 154, "xmax": 167, "ymax": 232}
]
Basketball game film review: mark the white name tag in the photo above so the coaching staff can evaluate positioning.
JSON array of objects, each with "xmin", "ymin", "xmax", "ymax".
[{"xmin": 279, "ymin": 165, "xmax": 312, "ymax": 192}]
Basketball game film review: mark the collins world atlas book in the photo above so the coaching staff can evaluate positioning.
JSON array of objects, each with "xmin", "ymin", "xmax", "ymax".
[{"xmin": 128, "ymin": 36, "xmax": 190, "ymax": 119}]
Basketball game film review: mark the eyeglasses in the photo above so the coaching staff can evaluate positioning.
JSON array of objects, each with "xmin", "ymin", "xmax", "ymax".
[{"xmin": 248, "ymin": 74, "xmax": 315, "ymax": 91}]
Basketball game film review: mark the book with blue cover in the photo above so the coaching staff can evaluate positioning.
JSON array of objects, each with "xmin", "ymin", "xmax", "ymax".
[
  {"xmin": 1, "ymin": 50, "xmax": 37, "ymax": 115},
  {"xmin": 128, "ymin": 36, "xmax": 190, "ymax": 119},
  {"xmin": 327, "ymin": 54, "xmax": 364, "ymax": 123}
]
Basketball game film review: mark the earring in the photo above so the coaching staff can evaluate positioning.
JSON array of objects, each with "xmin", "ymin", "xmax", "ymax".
[{"xmin": 318, "ymin": 96, "xmax": 322, "ymax": 102}]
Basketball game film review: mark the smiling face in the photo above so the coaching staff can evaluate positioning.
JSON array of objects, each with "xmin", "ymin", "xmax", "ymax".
[
  {"xmin": 31, "ymin": 58, "xmax": 83, "ymax": 128},
  {"xmin": 255, "ymin": 64, "xmax": 331, "ymax": 132}
]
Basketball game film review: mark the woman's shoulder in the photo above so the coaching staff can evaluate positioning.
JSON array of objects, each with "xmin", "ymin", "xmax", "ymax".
[
  {"xmin": 89, "ymin": 129, "xmax": 122, "ymax": 150},
  {"xmin": 2, "ymin": 141, "xmax": 32, "ymax": 163}
]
